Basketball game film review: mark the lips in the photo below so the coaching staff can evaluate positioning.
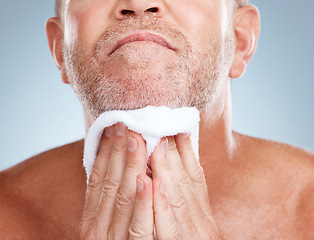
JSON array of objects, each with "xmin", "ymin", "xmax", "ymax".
[{"xmin": 109, "ymin": 32, "xmax": 175, "ymax": 55}]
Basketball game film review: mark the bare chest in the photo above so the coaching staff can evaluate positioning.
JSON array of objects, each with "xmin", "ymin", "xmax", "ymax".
[{"xmin": 213, "ymin": 200, "xmax": 302, "ymax": 240}]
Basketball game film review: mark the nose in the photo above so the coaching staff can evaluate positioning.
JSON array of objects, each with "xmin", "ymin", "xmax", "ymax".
[{"xmin": 115, "ymin": 0, "xmax": 164, "ymax": 20}]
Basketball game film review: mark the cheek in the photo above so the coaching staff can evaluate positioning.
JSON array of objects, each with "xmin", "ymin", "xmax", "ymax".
[
  {"xmin": 170, "ymin": 0, "xmax": 226, "ymax": 48},
  {"xmin": 64, "ymin": 0, "xmax": 113, "ymax": 50}
]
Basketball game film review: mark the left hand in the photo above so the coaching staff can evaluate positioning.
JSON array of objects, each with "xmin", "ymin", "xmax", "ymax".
[{"xmin": 129, "ymin": 133, "xmax": 222, "ymax": 240}]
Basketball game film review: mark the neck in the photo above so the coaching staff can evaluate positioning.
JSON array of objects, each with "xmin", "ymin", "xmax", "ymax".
[
  {"xmin": 199, "ymin": 82, "xmax": 235, "ymax": 170},
  {"xmin": 83, "ymin": 82, "xmax": 236, "ymax": 178},
  {"xmin": 198, "ymin": 83, "xmax": 240, "ymax": 203}
]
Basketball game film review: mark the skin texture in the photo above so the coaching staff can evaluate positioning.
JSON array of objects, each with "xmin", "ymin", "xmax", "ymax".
[
  {"xmin": 1, "ymin": 0, "xmax": 314, "ymax": 239},
  {"xmin": 58, "ymin": 0, "xmax": 236, "ymax": 118}
]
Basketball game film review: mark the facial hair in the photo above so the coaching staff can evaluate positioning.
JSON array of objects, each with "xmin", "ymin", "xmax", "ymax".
[{"xmin": 63, "ymin": 15, "xmax": 234, "ymax": 119}]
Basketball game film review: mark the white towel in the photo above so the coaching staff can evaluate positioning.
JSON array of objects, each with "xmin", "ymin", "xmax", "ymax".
[{"xmin": 83, "ymin": 106, "xmax": 200, "ymax": 178}]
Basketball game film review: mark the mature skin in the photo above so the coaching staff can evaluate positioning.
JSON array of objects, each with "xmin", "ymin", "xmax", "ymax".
[{"xmin": 0, "ymin": 0, "xmax": 314, "ymax": 239}]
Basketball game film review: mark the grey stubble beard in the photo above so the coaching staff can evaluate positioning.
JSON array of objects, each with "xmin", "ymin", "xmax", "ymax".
[{"xmin": 63, "ymin": 15, "xmax": 235, "ymax": 119}]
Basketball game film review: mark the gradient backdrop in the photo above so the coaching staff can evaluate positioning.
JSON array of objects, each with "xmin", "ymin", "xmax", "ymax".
[{"xmin": 0, "ymin": 0, "xmax": 313, "ymax": 170}]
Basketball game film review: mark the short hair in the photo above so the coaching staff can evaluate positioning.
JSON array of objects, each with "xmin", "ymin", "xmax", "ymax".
[
  {"xmin": 55, "ymin": 0, "xmax": 249, "ymax": 20},
  {"xmin": 237, "ymin": 0, "xmax": 250, "ymax": 8},
  {"xmin": 55, "ymin": 0, "xmax": 62, "ymax": 19}
]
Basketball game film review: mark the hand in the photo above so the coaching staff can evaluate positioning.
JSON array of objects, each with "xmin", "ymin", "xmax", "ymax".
[
  {"xmin": 136, "ymin": 134, "xmax": 222, "ymax": 239},
  {"xmin": 79, "ymin": 122, "xmax": 154, "ymax": 239}
]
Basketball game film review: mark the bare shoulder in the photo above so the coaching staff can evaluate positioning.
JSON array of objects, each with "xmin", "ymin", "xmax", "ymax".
[
  {"xmin": 236, "ymin": 133, "xmax": 314, "ymax": 236},
  {"xmin": 0, "ymin": 185, "xmax": 44, "ymax": 239},
  {"xmin": 264, "ymin": 139, "xmax": 314, "ymax": 237},
  {"xmin": 235, "ymin": 132, "xmax": 314, "ymax": 174},
  {"xmin": 0, "ymin": 140, "xmax": 85, "ymax": 239},
  {"xmin": 239, "ymin": 133, "xmax": 314, "ymax": 185}
]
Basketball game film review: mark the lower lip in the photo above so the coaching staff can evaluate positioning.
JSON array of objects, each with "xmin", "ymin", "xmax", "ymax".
[{"xmin": 112, "ymin": 40, "xmax": 171, "ymax": 54}]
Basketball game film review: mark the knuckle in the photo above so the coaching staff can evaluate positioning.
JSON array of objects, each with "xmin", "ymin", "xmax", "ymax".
[
  {"xmin": 198, "ymin": 178, "xmax": 208, "ymax": 192},
  {"xmin": 186, "ymin": 145, "xmax": 196, "ymax": 157},
  {"xmin": 134, "ymin": 198, "xmax": 147, "ymax": 212},
  {"xmin": 115, "ymin": 189, "xmax": 134, "ymax": 209},
  {"xmin": 159, "ymin": 159, "xmax": 171, "ymax": 171},
  {"xmin": 169, "ymin": 225, "xmax": 182, "ymax": 240},
  {"xmin": 126, "ymin": 155, "xmax": 141, "ymax": 170},
  {"xmin": 177, "ymin": 175, "xmax": 193, "ymax": 190},
  {"xmin": 97, "ymin": 144, "xmax": 112, "ymax": 159},
  {"xmin": 170, "ymin": 193, "xmax": 186, "ymax": 210},
  {"xmin": 112, "ymin": 139, "xmax": 127, "ymax": 155},
  {"xmin": 156, "ymin": 154, "xmax": 171, "ymax": 170},
  {"xmin": 88, "ymin": 169, "xmax": 103, "ymax": 189},
  {"xmin": 192, "ymin": 166, "xmax": 206, "ymax": 185},
  {"xmin": 103, "ymin": 176, "xmax": 120, "ymax": 196},
  {"xmin": 81, "ymin": 209, "xmax": 96, "ymax": 226},
  {"xmin": 128, "ymin": 223, "xmax": 145, "ymax": 239}
]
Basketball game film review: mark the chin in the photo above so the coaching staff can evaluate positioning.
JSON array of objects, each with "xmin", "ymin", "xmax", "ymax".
[{"xmin": 86, "ymin": 90, "xmax": 187, "ymax": 118}]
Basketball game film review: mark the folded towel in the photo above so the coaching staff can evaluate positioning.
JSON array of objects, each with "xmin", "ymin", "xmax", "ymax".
[{"xmin": 83, "ymin": 106, "xmax": 200, "ymax": 178}]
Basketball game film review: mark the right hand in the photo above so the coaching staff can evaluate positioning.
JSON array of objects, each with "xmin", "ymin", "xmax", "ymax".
[{"xmin": 79, "ymin": 122, "xmax": 154, "ymax": 239}]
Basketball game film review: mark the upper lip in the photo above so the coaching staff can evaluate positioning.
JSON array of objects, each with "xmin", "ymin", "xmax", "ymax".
[{"xmin": 109, "ymin": 32, "xmax": 175, "ymax": 55}]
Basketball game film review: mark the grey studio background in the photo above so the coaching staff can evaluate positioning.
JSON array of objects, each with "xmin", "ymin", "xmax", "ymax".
[{"xmin": 0, "ymin": 1, "xmax": 313, "ymax": 171}]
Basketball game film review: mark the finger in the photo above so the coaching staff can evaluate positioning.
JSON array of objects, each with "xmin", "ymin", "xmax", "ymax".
[
  {"xmin": 153, "ymin": 177, "xmax": 182, "ymax": 240},
  {"xmin": 108, "ymin": 131, "xmax": 147, "ymax": 239},
  {"xmin": 168, "ymin": 136, "xmax": 202, "ymax": 218},
  {"xmin": 175, "ymin": 133, "xmax": 212, "ymax": 217},
  {"xmin": 164, "ymin": 136, "xmax": 211, "ymax": 236},
  {"xmin": 129, "ymin": 174, "xmax": 154, "ymax": 240},
  {"xmin": 94, "ymin": 122, "xmax": 129, "ymax": 233},
  {"xmin": 81, "ymin": 126, "xmax": 114, "ymax": 231},
  {"xmin": 151, "ymin": 138, "xmax": 197, "ymax": 238}
]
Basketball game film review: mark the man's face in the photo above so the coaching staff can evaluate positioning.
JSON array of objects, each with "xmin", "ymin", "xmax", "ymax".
[{"xmin": 62, "ymin": 0, "xmax": 235, "ymax": 118}]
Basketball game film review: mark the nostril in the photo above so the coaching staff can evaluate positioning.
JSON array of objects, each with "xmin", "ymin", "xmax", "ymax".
[
  {"xmin": 121, "ymin": 9, "xmax": 135, "ymax": 15},
  {"xmin": 145, "ymin": 7, "xmax": 158, "ymax": 13}
]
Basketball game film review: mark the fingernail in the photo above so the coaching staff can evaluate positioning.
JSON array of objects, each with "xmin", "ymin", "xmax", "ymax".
[
  {"xmin": 116, "ymin": 122, "xmax": 127, "ymax": 136},
  {"xmin": 136, "ymin": 178, "xmax": 144, "ymax": 192},
  {"xmin": 182, "ymin": 132, "xmax": 191, "ymax": 138},
  {"xmin": 160, "ymin": 180, "xmax": 166, "ymax": 195},
  {"xmin": 104, "ymin": 126, "xmax": 114, "ymax": 137},
  {"xmin": 128, "ymin": 137, "xmax": 138, "ymax": 152},
  {"xmin": 160, "ymin": 138, "xmax": 168, "ymax": 154}
]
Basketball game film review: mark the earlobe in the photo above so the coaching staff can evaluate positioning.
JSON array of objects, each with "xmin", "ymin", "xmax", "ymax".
[
  {"xmin": 229, "ymin": 52, "xmax": 246, "ymax": 79},
  {"xmin": 229, "ymin": 5, "xmax": 260, "ymax": 79},
  {"xmin": 46, "ymin": 17, "xmax": 69, "ymax": 84}
]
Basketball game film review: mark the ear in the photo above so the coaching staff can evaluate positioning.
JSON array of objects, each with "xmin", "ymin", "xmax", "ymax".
[
  {"xmin": 46, "ymin": 17, "xmax": 69, "ymax": 84},
  {"xmin": 229, "ymin": 5, "xmax": 260, "ymax": 79}
]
